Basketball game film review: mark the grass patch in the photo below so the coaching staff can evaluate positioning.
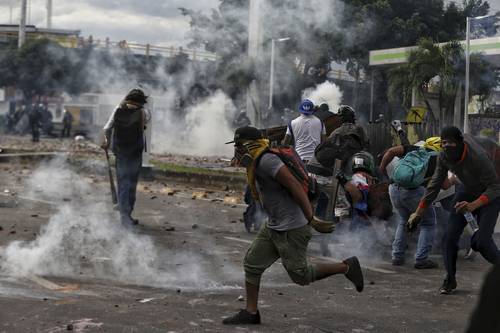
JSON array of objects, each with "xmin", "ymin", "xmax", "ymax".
[{"xmin": 151, "ymin": 160, "xmax": 245, "ymax": 178}]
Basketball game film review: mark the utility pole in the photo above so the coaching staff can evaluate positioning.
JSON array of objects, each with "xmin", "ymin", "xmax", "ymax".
[
  {"xmin": 246, "ymin": 0, "xmax": 263, "ymax": 127},
  {"xmin": 47, "ymin": 0, "xmax": 53, "ymax": 29},
  {"xmin": 464, "ymin": 17, "xmax": 471, "ymax": 134},
  {"xmin": 268, "ymin": 37, "xmax": 289, "ymax": 110},
  {"xmin": 18, "ymin": 0, "xmax": 27, "ymax": 49}
]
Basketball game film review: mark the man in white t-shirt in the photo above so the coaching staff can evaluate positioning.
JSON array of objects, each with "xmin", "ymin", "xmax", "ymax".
[{"xmin": 283, "ymin": 99, "xmax": 326, "ymax": 162}]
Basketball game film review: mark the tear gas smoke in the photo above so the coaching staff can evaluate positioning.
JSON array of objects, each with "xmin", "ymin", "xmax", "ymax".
[
  {"xmin": 302, "ymin": 81, "xmax": 343, "ymax": 112},
  {"xmin": 0, "ymin": 158, "xmax": 241, "ymax": 290},
  {"xmin": 151, "ymin": 90, "xmax": 236, "ymax": 157},
  {"xmin": 320, "ymin": 217, "xmax": 395, "ymax": 261}
]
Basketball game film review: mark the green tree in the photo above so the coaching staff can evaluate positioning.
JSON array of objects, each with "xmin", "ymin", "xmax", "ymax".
[
  {"xmin": 0, "ymin": 39, "xmax": 90, "ymax": 102},
  {"xmin": 388, "ymin": 37, "xmax": 499, "ymax": 127}
]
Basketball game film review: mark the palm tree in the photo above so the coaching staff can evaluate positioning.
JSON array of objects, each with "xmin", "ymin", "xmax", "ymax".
[{"xmin": 388, "ymin": 37, "xmax": 498, "ymax": 129}]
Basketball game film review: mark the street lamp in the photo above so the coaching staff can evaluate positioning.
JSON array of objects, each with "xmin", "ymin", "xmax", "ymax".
[
  {"xmin": 464, "ymin": 14, "xmax": 495, "ymax": 134},
  {"xmin": 268, "ymin": 37, "xmax": 290, "ymax": 110}
]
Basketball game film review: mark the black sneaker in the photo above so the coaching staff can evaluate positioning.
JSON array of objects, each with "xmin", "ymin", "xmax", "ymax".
[
  {"xmin": 222, "ymin": 309, "xmax": 261, "ymax": 325},
  {"xmin": 343, "ymin": 256, "xmax": 364, "ymax": 292},
  {"xmin": 392, "ymin": 258, "xmax": 405, "ymax": 266},
  {"xmin": 439, "ymin": 278, "xmax": 457, "ymax": 295},
  {"xmin": 414, "ymin": 259, "xmax": 438, "ymax": 269}
]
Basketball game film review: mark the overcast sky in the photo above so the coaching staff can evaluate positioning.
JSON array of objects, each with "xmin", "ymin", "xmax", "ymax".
[
  {"xmin": 0, "ymin": 0, "xmax": 219, "ymax": 47},
  {"xmin": 0, "ymin": 0, "xmax": 499, "ymax": 48}
]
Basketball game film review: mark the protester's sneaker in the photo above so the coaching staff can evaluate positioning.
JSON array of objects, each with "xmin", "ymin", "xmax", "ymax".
[
  {"xmin": 392, "ymin": 258, "xmax": 405, "ymax": 266},
  {"xmin": 343, "ymin": 256, "xmax": 364, "ymax": 292},
  {"xmin": 131, "ymin": 218, "xmax": 139, "ymax": 225},
  {"xmin": 414, "ymin": 259, "xmax": 438, "ymax": 269},
  {"xmin": 439, "ymin": 278, "xmax": 457, "ymax": 295},
  {"xmin": 222, "ymin": 309, "xmax": 261, "ymax": 325}
]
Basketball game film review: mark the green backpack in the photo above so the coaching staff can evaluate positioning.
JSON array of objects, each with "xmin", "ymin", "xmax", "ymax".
[{"xmin": 392, "ymin": 148, "xmax": 437, "ymax": 188}]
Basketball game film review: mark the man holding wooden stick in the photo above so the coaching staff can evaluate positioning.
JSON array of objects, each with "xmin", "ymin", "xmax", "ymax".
[
  {"xmin": 101, "ymin": 89, "xmax": 151, "ymax": 228},
  {"xmin": 222, "ymin": 126, "xmax": 364, "ymax": 325}
]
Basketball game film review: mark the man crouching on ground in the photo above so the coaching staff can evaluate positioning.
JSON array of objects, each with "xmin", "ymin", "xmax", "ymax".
[{"xmin": 222, "ymin": 126, "xmax": 364, "ymax": 325}]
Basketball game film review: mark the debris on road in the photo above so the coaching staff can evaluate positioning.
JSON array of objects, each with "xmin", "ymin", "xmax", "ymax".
[
  {"xmin": 138, "ymin": 298, "xmax": 155, "ymax": 303},
  {"xmin": 223, "ymin": 196, "xmax": 240, "ymax": 204},
  {"xmin": 192, "ymin": 191, "xmax": 208, "ymax": 200},
  {"xmin": 238, "ymin": 295, "xmax": 244, "ymax": 301}
]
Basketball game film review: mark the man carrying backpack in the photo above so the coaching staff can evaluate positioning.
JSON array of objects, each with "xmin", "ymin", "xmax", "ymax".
[
  {"xmin": 379, "ymin": 137, "xmax": 442, "ymax": 269},
  {"xmin": 222, "ymin": 126, "xmax": 364, "ymax": 325},
  {"xmin": 407, "ymin": 126, "xmax": 500, "ymax": 294},
  {"xmin": 283, "ymin": 99, "xmax": 326, "ymax": 162},
  {"xmin": 312, "ymin": 105, "xmax": 369, "ymax": 175},
  {"xmin": 101, "ymin": 89, "xmax": 151, "ymax": 228}
]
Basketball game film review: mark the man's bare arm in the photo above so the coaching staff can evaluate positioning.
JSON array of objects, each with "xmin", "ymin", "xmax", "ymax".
[
  {"xmin": 283, "ymin": 134, "xmax": 293, "ymax": 146},
  {"xmin": 275, "ymin": 165, "xmax": 313, "ymax": 220}
]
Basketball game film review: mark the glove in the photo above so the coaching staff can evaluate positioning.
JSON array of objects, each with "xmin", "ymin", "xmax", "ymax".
[
  {"xmin": 406, "ymin": 212, "xmax": 422, "ymax": 233},
  {"xmin": 309, "ymin": 216, "xmax": 335, "ymax": 233},
  {"xmin": 335, "ymin": 171, "xmax": 348, "ymax": 186}
]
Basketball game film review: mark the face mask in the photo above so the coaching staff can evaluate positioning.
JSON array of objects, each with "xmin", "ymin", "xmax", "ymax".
[
  {"xmin": 443, "ymin": 143, "xmax": 463, "ymax": 162},
  {"xmin": 235, "ymin": 145, "xmax": 253, "ymax": 168}
]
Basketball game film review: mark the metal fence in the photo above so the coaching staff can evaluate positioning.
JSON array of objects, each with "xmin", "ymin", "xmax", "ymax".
[
  {"xmin": 0, "ymin": 31, "xmax": 218, "ymax": 62},
  {"xmin": 366, "ymin": 121, "xmax": 440, "ymax": 158}
]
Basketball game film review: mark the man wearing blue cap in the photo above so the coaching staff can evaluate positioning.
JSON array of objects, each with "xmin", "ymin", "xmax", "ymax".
[{"xmin": 283, "ymin": 99, "xmax": 326, "ymax": 163}]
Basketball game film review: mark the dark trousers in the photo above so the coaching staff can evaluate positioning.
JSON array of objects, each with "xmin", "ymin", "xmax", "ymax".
[
  {"xmin": 31, "ymin": 124, "xmax": 39, "ymax": 142},
  {"xmin": 445, "ymin": 192, "xmax": 500, "ymax": 280},
  {"xmin": 116, "ymin": 152, "xmax": 142, "ymax": 225},
  {"xmin": 61, "ymin": 125, "xmax": 71, "ymax": 137}
]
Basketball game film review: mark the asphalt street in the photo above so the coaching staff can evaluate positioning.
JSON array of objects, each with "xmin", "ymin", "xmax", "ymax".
[{"xmin": 0, "ymin": 158, "xmax": 493, "ymax": 333}]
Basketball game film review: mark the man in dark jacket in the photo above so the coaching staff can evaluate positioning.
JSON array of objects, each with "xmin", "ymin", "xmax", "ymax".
[
  {"xmin": 101, "ymin": 89, "xmax": 151, "ymax": 228},
  {"xmin": 408, "ymin": 126, "xmax": 500, "ymax": 294},
  {"xmin": 61, "ymin": 109, "xmax": 73, "ymax": 138},
  {"xmin": 28, "ymin": 104, "xmax": 41, "ymax": 142}
]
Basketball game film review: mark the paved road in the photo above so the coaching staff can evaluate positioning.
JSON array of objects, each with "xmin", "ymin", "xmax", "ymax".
[{"xmin": 0, "ymin": 159, "xmax": 492, "ymax": 332}]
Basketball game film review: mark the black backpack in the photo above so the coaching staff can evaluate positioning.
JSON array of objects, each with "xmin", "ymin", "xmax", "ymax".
[
  {"xmin": 314, "ymin": 131, "xmax": 363, "ymax": 169},
  {"xmin": 113, "ymin": 106, "xmax": 143, "ymax": 145}
]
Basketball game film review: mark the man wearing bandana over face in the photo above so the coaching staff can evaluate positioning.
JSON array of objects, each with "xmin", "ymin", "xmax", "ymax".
[
  {"xmin": 222, "ymin": 126, "xmax": 364, "ymax": 325},
  {"xmin": 408, "ymin": 126, "xmax": 500, "ymax": 294}
]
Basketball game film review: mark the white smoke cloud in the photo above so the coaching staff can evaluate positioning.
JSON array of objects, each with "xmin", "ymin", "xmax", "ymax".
[
  {"xmin": 151, "ymin": 90, "xmax": 236, "ymax": 157},
  {"xmin": 0, "ymin": 158, "xmax": 241, "ymax": 290},
  {"xmin": 302, "ymin": 81, "xmax": 343, "ymax": 112}
]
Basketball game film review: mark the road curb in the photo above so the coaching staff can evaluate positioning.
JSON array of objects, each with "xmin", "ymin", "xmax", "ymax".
[
  {"xmin": 0, "ymin": 151, "xmax": 246, "ymax": 190},
  {"xmin": 150, "ymin": 167, "xmax": 246, "ymax": 190}
]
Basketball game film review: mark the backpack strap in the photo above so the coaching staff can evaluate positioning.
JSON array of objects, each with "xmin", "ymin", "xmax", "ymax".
[{"xmin": 287, "ymin": 120, "xmax": 295, "ymax": 146}]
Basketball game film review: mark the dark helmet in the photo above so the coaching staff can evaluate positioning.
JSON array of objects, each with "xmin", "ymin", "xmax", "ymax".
[
  {"xmin": 319, "ymin": 103, "xmax": 329, "ymax": 112},
  {"xmin": 338, "ymin": 105, "xmax": 355, "ymax": 123},
  {"xmin": 125, "ymin": 88, "xmax": 148, "ymax": 105},
  {"xmin": 351, "ymin": 151, "xmax": 375, "ymax": 175}
]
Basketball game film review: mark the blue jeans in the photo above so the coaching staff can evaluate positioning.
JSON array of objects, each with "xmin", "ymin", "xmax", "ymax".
[
  {"xmin": 116, "ymin": 152, "xmax": 142, "ymax": 226},
  {"xmin": 390, "ymin": 184, "xmax": 437, "ymax": 263}
]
